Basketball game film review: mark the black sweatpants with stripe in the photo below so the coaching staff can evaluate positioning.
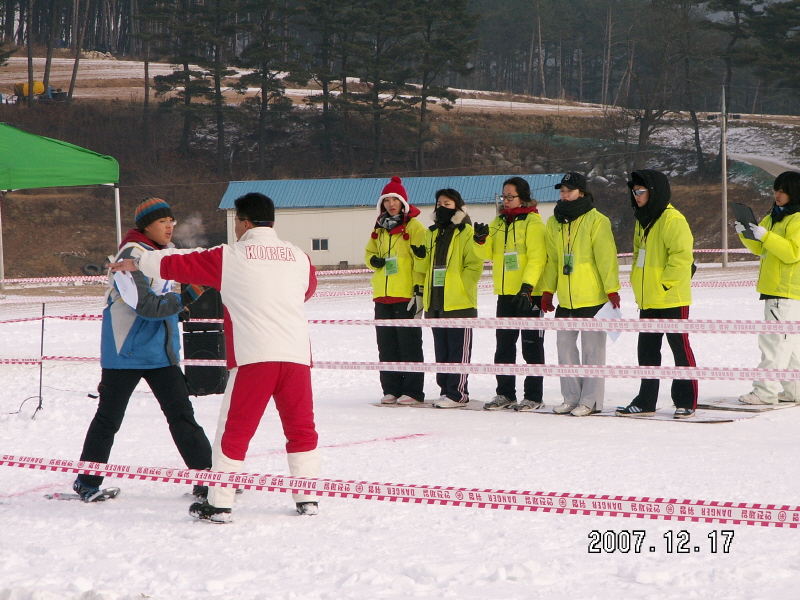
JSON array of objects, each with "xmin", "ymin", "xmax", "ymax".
[
  {"xmin": 632, "ymin": 306, "xmax": 698, "ymax": 411},
  {"xmin": 427, "ymin": 308, "xmax": 475, "ymax": 403}
]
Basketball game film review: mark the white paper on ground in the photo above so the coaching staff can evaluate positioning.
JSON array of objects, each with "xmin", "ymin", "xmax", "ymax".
[
  {"xmin": 113, "ymin": 269, "xmax": 138, "ymax": 309},
  {"xmin": 594, "ymin": 301, "xmax": 623, "ymax": 342}
]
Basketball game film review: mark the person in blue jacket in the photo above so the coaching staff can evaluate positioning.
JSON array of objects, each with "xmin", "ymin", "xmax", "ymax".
[{"xmin": 72, "ymin": 198, "xmax": 212, "ymax": 502}]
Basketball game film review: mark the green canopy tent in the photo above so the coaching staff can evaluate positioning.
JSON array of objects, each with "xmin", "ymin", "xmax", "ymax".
[{"xmin": 0, "ymin": 123, "xmax": 121, "ymax": 287}]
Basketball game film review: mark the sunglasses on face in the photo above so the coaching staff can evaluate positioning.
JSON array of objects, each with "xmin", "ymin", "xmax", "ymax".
[{"xmin": 633, "ymin": 189, "xmax": 647, "ymax": 197}]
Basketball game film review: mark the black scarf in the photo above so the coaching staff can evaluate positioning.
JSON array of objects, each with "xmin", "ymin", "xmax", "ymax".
[
  {"xmin": 771, "ymin": 203, "xmax": 800, "ymax": 223},
  {"xmin": 554, "ymin": 196, "xmax": 593, "ymax": 223},
  {"xmin": 377, "ymin": 212, "xmax": 404, "ymax": 231}
]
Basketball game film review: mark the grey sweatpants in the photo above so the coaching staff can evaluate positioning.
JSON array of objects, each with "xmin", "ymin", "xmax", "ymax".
[{"xmin": 555, "ymin": 304, "xmax": 607, "ymax": 410}]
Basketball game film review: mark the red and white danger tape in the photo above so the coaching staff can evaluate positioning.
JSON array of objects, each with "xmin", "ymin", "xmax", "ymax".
[
  {"xmin": 311, "ymin": 316, "xmax": 800, "ymax": 335},
  {"xmin": 313, "ymin": 360, "xmax": 800, "ymax": 382},
  {"xmin": 5, "ymin": 355, "xmax": 796, "ymax": 382},
  {"xmin": 1, "ymin": 454, "xmax": 795, "ymax": 527}
]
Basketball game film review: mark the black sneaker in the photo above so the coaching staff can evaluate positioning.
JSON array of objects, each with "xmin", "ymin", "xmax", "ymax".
[
  {"xmin": 615, "ymin": 405, "xmax": 655, "ymax": 417},
  {"xmin": 192, "ymin": 485, "xmax": 208, "ymax": 500},
  {"xmin": 72, "ymin": 478, "xmax": 107, "ymax": 502},
  {"xmin": 674, "ymin": 408, "xmax": 695, "ymax": 419},
  {"xmin": 296, "ymin": 501, "xmax": 319, "ymax": 516},
  {"xmin": 189, "ymin": 500, "xmax": 232, "ymax": 524}
]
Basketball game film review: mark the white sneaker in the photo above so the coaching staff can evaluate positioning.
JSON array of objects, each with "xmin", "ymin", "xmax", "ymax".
[
  {"xmin": 483, "ymin": 395, "xmax": 515, "ymax": 410},
  {"xmin": 433, "ymin": 396, "xmax": 468, "ymax": 409},
  {"xmin": 514, "ymin": 399, "xmax": 544, "ymax": 412},
  {"xmin": 553, "ymin": 402, "xmax": 576, "ymax": 414},
  {"xmin": 778, "ymin": 392, "xmax": 796, "ymax": 403},
  {"xmin": 396, "ymin": 395, "xmax": 422, "ymax": 405},
  {"xmin": 739, "ymin": 392, "xmax": 773, "ymax": 405},
  {"xmin": 380, "ymin": 394, "xmax": 397, "ymax": 404},
  {"xmin": 570, "ymin": 404, "xmax": 597, "ymax": 417}
]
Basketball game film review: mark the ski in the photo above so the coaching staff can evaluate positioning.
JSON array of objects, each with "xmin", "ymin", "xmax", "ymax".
[
  {"xmin": 44, "ymin": 487, "xmax": 121, "ymax": 502},
  {"xmin": 697, "ymin": 398, "xmax": 800, "ymax": 412},
  {"xmin": 370, "ymin": 402, "xmax": 756, "ymax": 422}
]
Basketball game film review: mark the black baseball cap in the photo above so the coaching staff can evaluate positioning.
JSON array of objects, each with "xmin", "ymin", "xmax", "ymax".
[{"xmin": 554, "ymin": 172, "xmax": 587, "ymax": 192}]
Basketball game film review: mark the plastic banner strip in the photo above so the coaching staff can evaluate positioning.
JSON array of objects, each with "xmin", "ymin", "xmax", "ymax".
[
  {"xmin": 0, "ymin": 356, "xmax": 796, "ymax": 381},
  {"xmin": 312, "ymin": 316, "xmax": 800, "ymax": 335},
  {"xmin": 313, "ymin": 360, "xmax": 800, "ymax": 382},
  {"xmin": 0, "ymin": 313, "xmax": 786, "ymax": 334},
  {"xmin": 1, "ymin": 455, "xmax": 795, "ymax": 527}
]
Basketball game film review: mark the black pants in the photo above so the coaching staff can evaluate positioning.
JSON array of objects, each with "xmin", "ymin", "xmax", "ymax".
[
  {"xmin": 633, "ymin": 306, "xmax": 698, "ymax": 411},
  {"xmin": 78, "ymin": 366, "xmax": 213, "ymax": 487},
  {"xmin": 374, "ymin": 301, "xmax": 425, "ymax": 401},
  {"xmin": 494, "ymin": 294, "xmax": 544, "ymax": 401}
]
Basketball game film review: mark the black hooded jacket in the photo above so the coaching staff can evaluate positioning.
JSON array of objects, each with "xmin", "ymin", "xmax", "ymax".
[{"xmin": 629, "ymin": 169, "xmax": 671, "ymax": 231}]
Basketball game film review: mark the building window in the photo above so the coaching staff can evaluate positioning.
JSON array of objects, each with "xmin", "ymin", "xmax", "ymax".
[{"xmin": 312, "ymin": 238, "xmax": 328, "ymax": 251}]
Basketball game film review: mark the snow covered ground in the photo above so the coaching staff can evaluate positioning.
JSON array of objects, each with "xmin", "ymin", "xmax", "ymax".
[{"xmin": 2, "ymin": 266, "xmax": 800, "ymax": 600}]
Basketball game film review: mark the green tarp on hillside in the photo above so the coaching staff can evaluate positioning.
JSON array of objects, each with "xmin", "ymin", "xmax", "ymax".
[{"xmin": 0, "ymin": 123, "xmax": 119, "ymax": 190}]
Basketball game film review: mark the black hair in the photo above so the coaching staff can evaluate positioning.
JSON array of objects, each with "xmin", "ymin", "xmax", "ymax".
[
  {"xmin": 234, "ymin": 192, "xmax": 275, "ymax": 225},
  {"xmin": 502, "ymin": 176, "xmax": 536, "ymax": 206},
  {"xmin": 773, "ymin": 171, "xmax": 800, "ymax": 205},
  {"xmin": 435, "ymin": 188, "xmax": 465, "ymax": 208}
]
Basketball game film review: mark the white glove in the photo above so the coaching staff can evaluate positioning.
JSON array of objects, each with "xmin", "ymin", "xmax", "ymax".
[
  {"xmin": 750, "ymin": 223, "xmax": 767, "ymax": 241},
  {"xmin": 407, "ymin": 285, "xmax": 424, "ymax": 318},
  {"xmin": 734, "ymin": 222, "xmax": 746, "ymax": 235}
]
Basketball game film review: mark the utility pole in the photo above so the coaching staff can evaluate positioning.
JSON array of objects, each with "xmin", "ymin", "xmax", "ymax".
[{"xmin": 721, "ymin": 85, "xmax": 728, "ymax": 268}]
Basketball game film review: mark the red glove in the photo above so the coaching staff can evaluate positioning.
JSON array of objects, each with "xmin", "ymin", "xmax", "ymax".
[
  {"xmin": 541, "ymin": 291, "xmax": 555, "ymax": 313},
  {"xmin": 607, "ymin": 292, "xmax": 621, "ymax": 309}
]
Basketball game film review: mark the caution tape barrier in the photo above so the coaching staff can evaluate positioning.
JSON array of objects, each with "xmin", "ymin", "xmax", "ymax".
[
  {"xmin": 1, "ymin": 454, "xmax": 795, "ymax": 527},
  {"xmin": 2, "ymin": 355, "xmax": 796, "ymax": 381},
  {"xmin": 311, "ymin": 316, "xmax": 800, "ymax": 335},
  {"xmin": 0, "ymin": 250, "xmax": 752, "ymax": 284}
]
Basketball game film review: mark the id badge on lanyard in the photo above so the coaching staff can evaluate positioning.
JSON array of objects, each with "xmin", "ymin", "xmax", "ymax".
[
  {"xmin": 563, "ymin": 253, "xmax": 574, "ymax": 275},
  {"xmin": 504, "ymin": 251, "xmax": 520, "ymax": 271},
  {"xmin": 384, "ymin": 256, "xmax": 398, "ymax": 276},
  {"xmin": 636, "ymin": 248, "xmax": 646, "ymax": 268},
  {"xmin": 433, "ymin": 268, "xmax": 446, "ymax": 287}
]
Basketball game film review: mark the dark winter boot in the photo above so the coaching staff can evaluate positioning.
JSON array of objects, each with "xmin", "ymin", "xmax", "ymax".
[
  {"xmin": 189, "ymin": 500, "xmax": 232, "ymax": 524},
  {"xmin": 296, "ymin": 501, "xmax": 319, "ymax": 516},
  {"xmin": 192, "ymin": 485, "xmax": 208, "ymax": 500},
  {"xmin": 72, "ymin": 478, "xmax": 107, "ymax": 503}
]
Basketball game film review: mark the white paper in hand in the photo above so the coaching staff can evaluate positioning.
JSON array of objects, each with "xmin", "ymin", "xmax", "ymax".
[
  {"xmin": 594, "ymin": 301, "xmax": 623, "ymax": 343},
  {"xmin": 113, "ymin": 269, "xmax": 139, "ymax": 309}
]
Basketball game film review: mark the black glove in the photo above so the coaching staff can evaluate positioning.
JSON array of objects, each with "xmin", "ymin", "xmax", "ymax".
[
  {"xmin": 411, "ymin": 244, "xmax": 426, "ymax": 259},
  {"xmin": 514, "ymin": 283, "xmax": 535, "ymax": 313},
  {"xmin": 178, "ymin": 306, "xmax": 191, "ymax": 322},
  {"xmin": 473, "ymin": 222, "xmax": 489, "ymax": 244},
  {"xmin": 370, "ymin": 256, "xmax": 386, "ymax": 269}
]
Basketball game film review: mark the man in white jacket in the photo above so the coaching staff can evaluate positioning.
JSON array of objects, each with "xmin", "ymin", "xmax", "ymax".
[{"xmin": 111, "ymin": 193, "xmax": 319, "ymax": 523}]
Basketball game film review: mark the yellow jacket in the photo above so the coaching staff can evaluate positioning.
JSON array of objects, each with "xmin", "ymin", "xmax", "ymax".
[
  {"xmin": 631, "ymin": 205, "xmax": 694, "ymax": 309},
  {"xmin": 417, "ymin": 218, "xmax": 483, "ymax": 311},
  {"xmin": 365, "ymin": 216, "xmax": 426, "ymax": 299},
  {"xmin": 540, "ymin": 208, "xmax": 619, "ymax": 309},
  {"xmin": 475, "ymin": 210, "xmax": 547, "ymax": 295},
  {"xmin": 740, "ymin": 210, "xmax": 800, "ymax": 300}
]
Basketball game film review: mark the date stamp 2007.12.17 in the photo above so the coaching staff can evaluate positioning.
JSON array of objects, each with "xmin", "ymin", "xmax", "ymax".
[{"xmin": 588, "ymin": 530, "xmax": 734, "ymax": 554}]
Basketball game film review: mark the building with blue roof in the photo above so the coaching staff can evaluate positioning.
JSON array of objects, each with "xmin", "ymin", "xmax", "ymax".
[{"xmin": 219, "ymin": 173, "xmax": 563, "ymax": 268}]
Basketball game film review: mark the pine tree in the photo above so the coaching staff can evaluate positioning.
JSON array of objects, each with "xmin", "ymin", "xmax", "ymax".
[
  {"xmin": 233, "ymin": 0, "xmax": 305, "ymax": 178},
  {"xmin": 411, "ymin": 0, "xmax": 477, "ymax": 173}
]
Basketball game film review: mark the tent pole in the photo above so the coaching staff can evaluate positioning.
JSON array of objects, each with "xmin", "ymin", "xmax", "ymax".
[
  {"xmin": 0, "ymin": 191, "xmax": 5, "ymax": 292},
  {"xmin": 114, "ymin": 184, "xmax": 122, "ymax": 248}
]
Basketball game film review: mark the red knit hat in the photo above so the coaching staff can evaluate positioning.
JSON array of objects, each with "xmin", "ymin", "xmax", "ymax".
[{"xmin": 377, "ymin": 176, "xmax": 410, "ymax": 214}]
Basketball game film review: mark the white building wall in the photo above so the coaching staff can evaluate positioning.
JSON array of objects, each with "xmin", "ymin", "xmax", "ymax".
[{"xmin": 225, "ymin": 202, "xmax": 555, "ymax": 268}]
